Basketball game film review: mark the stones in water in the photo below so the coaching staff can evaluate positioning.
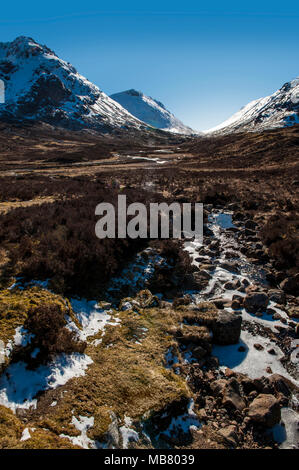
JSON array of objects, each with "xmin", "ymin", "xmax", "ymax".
[
  {"xmin": 244, "ymin": 292, "xmax": 269, "ymax": 314},
  {"xmin": 212, "ymin": 310, "xmax": 242, "ymax": 345}
]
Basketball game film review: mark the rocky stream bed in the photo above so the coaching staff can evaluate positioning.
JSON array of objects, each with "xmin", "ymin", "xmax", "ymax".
[{"xmin": 0, "ymin": 207, "xmax": 298, "ymax": 449}]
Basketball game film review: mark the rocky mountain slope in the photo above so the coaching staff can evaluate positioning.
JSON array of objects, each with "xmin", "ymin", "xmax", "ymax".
[
  {"xmin": 110, "ymin": 89, "xmax": 195, "ymax": 135},
  {"xmin": 0, "ymin": 37, "xmax": 145, "ymax": 132},
  {"xmin": 205, "ymin": 77, "xmax": 299, "ymax": 134}
]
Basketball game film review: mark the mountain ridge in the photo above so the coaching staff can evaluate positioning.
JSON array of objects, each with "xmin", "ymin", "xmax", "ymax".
[
  {"xmin": 204, "ymin": 77, "xmax": 299, "ymax": 134},
  {"xmin": 0, "ymin": 36, "xmax": 145, "ymax": 132}
]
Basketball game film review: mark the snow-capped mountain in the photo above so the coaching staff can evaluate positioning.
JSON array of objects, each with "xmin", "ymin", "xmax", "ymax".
[
  {"xmin": 0, "ymin": 36, "xmax": 144, "ymax": 131},
  {"xmin": 205, "ymin": 77, "xmax": 299, "ymax": 134},
  {"xmin": 110, "ymin": 89, "xmax": 195, "ymax": 135}
]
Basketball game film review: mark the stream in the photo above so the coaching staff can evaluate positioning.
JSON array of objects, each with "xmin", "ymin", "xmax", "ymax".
[{"xmin": 0, "ymin": 208, "xmax": 298, "ymax": 448}]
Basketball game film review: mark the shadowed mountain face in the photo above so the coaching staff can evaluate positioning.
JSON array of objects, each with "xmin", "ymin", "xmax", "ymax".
[
  {"xmin": 205, "ymin": 78, "xmax": 299, "ymax": 135},
  {"xmin": 110, "ymin": 89, "xmax": 195, "ymax": 135},
  {"xmin": 0, "ymin": 37, "xmax": 144, "ymax": 132}
]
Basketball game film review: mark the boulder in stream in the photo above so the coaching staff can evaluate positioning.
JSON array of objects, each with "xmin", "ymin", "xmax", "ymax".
[
  {"xmin": 244, "ymin": 292, "xmax": 269, "ymax": 313},
  {"xmin": 212, "ymin": 310, "xmax": 242, "ymax": 345}
]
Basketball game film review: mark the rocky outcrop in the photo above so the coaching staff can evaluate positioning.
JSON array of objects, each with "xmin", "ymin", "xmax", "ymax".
[
  {"xmin": 268, "ymin": 289, "xmax": 286, "ymax": 305},
  {"xmin": 183, "ymin": 272, "xmax": 210, "ymax": 291},
  {"xmin": 211, "ymin": 377, "xmax": 246, "ymax": 411}
]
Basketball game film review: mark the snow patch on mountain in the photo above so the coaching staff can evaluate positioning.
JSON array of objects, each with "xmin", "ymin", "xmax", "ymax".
[
  {"xmin": 110, "ymin": 89, "xmax": 195, "ymax": 135},
  {"xmin": 204, "ymin": 77, "xmax": 299, "ymax": 134},
  {"xmin": 0, "ymin": 36, "xmax": 144, "ymax": 131}
]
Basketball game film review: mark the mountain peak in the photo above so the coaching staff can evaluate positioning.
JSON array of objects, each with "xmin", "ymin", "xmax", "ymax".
[
  {"xmin": 110, "ymin": 89, "xmax": 195, "ymax": 135},
  {"xmin": 0, "ymin": 36, "xmax": 143, "ymax": 132},
  {"xmin": 11, "ymin": 36, "xmax": 38, "ymax": 46},
  {"xmin": 0, "ymin": 36, "xmax": 56, "ymax": 59},
  {"xmin": 123, "ymin": 89, "xmax": 144, "ymax": 97}
]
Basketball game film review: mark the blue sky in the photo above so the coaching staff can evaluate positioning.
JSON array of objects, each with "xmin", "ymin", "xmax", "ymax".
[{"xmin": 1, "ymin": 1, "xmax": 299, "ymax": 130}]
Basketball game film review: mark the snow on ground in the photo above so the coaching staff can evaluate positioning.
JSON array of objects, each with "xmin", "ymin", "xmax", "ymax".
[
  {"xmin": 13, "ymin": 326, "xmax": 34, "ymax": 347},
  {"xmin": 126, "ymin": 155, "xmax": 167, "ymax": 164},
  {"xmin": 68, "ymin": 298, "xmax": 114, "ymax": 341},
  {"xmin": 1, "ymin": 280, "xmax": 122, "ymax": 414},
  {"xmin": 241, "ymin": 301, "xmax": 298, "ymax": 331},
  {"xmin": 20, "ymin": 427, "xmax": 32, "ymax": 441},
  {"xmin": 110, "ymin": 89, "xmax": 194, "ymax": 135},
  {"xmin": 8, "ymin": 278, "xmax": 50, "ymax": 291},
  {"xmin": 184, "ymin": 239, "xmax": 204, "ymax": 269},
  {"xmin": 203, "ymin": 97, "xmax": 270, "ymax": 134},
  {"xmin": 120, "ymin": 416, "xmax": 140, "ymax": 449},
  {"xmin": 203, "ymin": 76, "xmax": 299, "ymax": 134},
  {"xmin": 0, "ymin": 353, "xmax": 93, "ymax": 412},
  {"xmin": 0, "ymin": 37, "xmax": 143, "ymax": 131},
  {"xmin": 184, "ymin": 212, "xmax": 234, "ymax": 269},
  {"xmin": 60, "ymin": 416, "xmax": 97, "ymax": 449},
  {"xmin": 2, "ymin": 326, "xmax": 35, "ymax": 360}
]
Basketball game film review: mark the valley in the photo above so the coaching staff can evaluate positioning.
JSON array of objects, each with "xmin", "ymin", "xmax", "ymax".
[{"xmin": 0, "ymin": 123, "xmax": 298, "ymax": 449}]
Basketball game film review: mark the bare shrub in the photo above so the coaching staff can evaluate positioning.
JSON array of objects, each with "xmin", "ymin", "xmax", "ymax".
[{"xmin": 24, "ymin": 303, "xmax": 86, "ymax": 361}]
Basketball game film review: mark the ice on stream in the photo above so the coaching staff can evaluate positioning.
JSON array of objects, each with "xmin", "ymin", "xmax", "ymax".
[
  {"xmin": 271, "ymin": 407, "xmax": 299, "ymax": 449},
  {"xmin": 126, "ymin": 155, "xmax": 166, "ymax": 164},
  {"xmin": 213, "ymin": 329, "xmax": 298, "ymax": 385},
  {"xmin": 184, "ymin": 210, "xmax": 299, "ymax": 448}
]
